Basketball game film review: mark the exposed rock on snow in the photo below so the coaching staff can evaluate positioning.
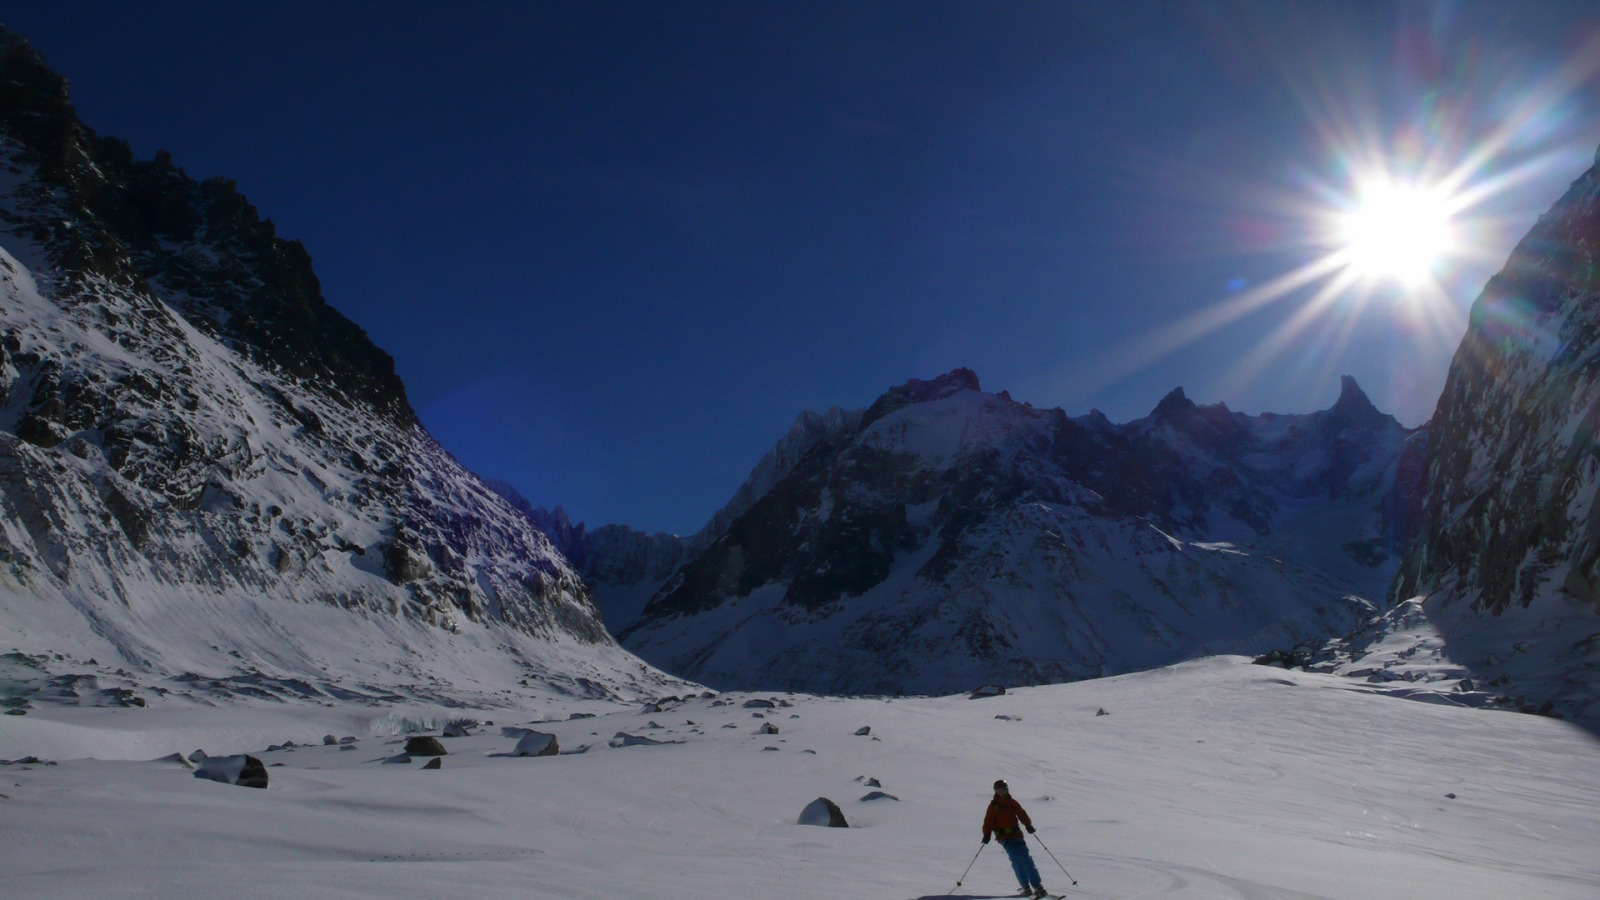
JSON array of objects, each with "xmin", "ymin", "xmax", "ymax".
[
  {"xmin": 403, "ymin": 737, "xmax": 446, "ymax": 757},
  {"xmin": 797, "ymin": 797, "xmax": 849, "ymax": 827},
  {"xmin": 610, "ymin": 732, "xmax": 676, "ymax": 748},
  {"xmin": 512, "ymin": 731, "xmax": 559, "ymax": 757},
  {"xmin": 193, "ymin": 754, "xmax": 267, "ymax": 788}
]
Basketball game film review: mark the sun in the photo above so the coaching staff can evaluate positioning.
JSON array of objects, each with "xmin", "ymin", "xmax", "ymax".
[{"xmin": 1337, "ymin": 179, "xmax": 1457, "ymax": 287}]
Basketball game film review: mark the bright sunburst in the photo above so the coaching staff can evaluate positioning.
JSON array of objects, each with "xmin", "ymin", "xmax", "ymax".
[
  {"xmin": 1060, "ymin": 25, "xmax": 1600, "ymax": 414},
  {"xmin": 1337, "ymin": 179, "xmax": 1457, "ymax": 286}
]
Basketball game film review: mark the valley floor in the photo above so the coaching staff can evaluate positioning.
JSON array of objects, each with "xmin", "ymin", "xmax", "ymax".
[{"xmin": 2, "ymin": 656, "xmax": 1596, "ymax": 899}]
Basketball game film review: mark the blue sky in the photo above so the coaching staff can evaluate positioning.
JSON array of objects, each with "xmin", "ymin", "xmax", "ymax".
[{"xmin": 7, "ymin": 2, "xmax": 1600, "ymax": 534}]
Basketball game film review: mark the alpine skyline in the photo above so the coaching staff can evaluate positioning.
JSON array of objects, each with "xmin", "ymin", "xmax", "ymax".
[{"xmin": 7, "ymin": 1, "xmax": 1600, "ymax": 534}]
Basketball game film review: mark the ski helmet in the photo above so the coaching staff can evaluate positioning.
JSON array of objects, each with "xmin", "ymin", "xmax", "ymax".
[{"xmin": 994, "ymin": 779, "xmax": 1009, "ymax": 792}]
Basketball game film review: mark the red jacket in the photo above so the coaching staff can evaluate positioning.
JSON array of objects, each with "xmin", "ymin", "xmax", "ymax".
[{"xmin": 982, "ymin": 795, "xmax": 1033, "ymax": 842}]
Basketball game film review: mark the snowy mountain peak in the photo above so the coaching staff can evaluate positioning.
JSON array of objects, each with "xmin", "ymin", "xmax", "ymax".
[
  {"xmin": 859, "ymin": 367, "xmax": 981, "ymax": 429},
  {"xmin": 610, "ymin": 370, "xmax": 1411, "ymax": 693}
]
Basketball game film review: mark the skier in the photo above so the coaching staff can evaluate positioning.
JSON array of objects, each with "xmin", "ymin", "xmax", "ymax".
[{"xmin": 982, "ymin": 779, "xmax": 1048, "ymax": 898}]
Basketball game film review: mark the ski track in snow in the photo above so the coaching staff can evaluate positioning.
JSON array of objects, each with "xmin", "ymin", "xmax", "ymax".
[{"xmin": 1, "ymin": 657, "xmax": 1597, "ymax": 899}]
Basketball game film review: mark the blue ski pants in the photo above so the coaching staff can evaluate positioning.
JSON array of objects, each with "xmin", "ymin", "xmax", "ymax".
[{"xmin": 1000, "ymin": 837, "xmax": 1041, "ymax": 888}]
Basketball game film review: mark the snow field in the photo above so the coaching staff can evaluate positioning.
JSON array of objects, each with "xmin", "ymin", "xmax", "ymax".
[{"xmin": 1, "ymin": 656, "xmax": 1597, "ymax": 899}]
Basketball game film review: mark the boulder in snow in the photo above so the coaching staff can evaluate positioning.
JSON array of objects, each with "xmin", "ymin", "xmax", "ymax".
[
  {"xmin": 742, "ymin": 698, "xmax": 776, "ymax": 709},
  {"xmin": 322, "ymin": 734, "xmax": 338, "ymax": 746},
  {"xmin": 423, "ymin": 758, "xmax": 442, "ymax": 770},
  {"xmin": 513, "ymin": 731, "xmax": 560, "ymax": 757},
  {"xmin": 860, "ymin": 791, "xmax": 899, "ymax": 802},
  {"xmin": 442, "ymin": 722, "xmax": 472, "ymax": 738},
  {"xmin": 758, "ymin": 722, "xmax": 779, "ymax": 735},
  {"xmin": 1253, "ymin": 648, "xmax": 1297, "ymax": 668},
  {"xmin": 610, "ymin": 731, "xmax": 677, "ymax": 748},
  {"xmin": 797, "ymin": 797, "xmax": 849, "ymax": 827},
  {"xmin": 853, "ymin": 726, "xmax": 871, "ymax": 736},
  {"xmin": 194, "ymin": 754, "xmax": 269, "ymax": 789},
  {"xmin": 404, "ymin": 736, "xmax": 448, "ymax": 757},
  {"xmin": 970, "ymin": 685, "xmax": 1006, "ymax": 698}
]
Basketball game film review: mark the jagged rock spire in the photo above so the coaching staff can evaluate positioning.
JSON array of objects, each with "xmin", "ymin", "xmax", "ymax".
[{"xmin": 1150, "ymin": 386, "xmax": 1196, "ymax": 419}]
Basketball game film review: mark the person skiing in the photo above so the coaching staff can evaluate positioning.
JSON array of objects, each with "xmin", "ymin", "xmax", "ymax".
[{"xmin": 982, "ymin": 779, "xmax": 1048, "ymax": 898}]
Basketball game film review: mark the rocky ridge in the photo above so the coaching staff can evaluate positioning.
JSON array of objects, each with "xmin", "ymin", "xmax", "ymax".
[
  {"xmin": 502, "ymin": 405, "xmax": 864, "ymax": 633},
  {"xmin": 597, "ymin": 369, "xmax": 1417, "ymax": 694}
]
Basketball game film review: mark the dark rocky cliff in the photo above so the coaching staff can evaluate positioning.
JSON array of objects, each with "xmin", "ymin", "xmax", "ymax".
[{"xmin": 1395, "ymin": 147, "xmax": 1600, "ymax": 613}]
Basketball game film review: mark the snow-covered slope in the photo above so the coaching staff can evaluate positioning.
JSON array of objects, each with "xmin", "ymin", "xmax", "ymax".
[
  {"xmin": 1377, "ymin": 145, "xmax": 1600, "ymax": 723},
  {"xmin": 618, "ymin": 369, "xmax": 1416, "ymax": 694},
  {"xmin": 0, "ymin": 29, "xmax": 673, "ymax": 707},
  {"xmin": 2, "ymin": 656, "xmax": 1595, "ymax": 899}
]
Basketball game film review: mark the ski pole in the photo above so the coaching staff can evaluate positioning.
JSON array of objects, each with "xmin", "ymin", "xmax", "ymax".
[
  {"xmin": 946, "ymin": 842, "xmax": 985, "ymax": 895},
  {"xmin": 1029, "ymin": 832, "xmax": 1078, "ymax": 886}
]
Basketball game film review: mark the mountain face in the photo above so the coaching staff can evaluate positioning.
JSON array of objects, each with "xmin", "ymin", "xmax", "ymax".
[
  {"xmin": 0, "ymin": 30, "xmax": 667, "ymax": 707},
  {"xmin": 1384, "ymin": 146, "xmax": 1600, "ymax": 721},
  {"xmin": 501, "ymin": 406, "xmax": 864, "ymax": 634},
  {"xmin": 610, "ymin": 368, "xmax": 1417, "ymax": 694}
]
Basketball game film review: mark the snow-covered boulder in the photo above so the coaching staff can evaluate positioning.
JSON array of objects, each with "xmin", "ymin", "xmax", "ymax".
[
  {"xmin": 970, "ymin": 685, "xmax": 1006, "ymax": 699},
  {"xmin": 193, "ymin": 754, "xmax": 268, "ymax": 789},
  {"xmin": 797, "ymin": 797, "xmax": 848, "ymax": 827},
  {"xmin": 512, "ymin": 731, "xmax": 559, "ymax": 757}
]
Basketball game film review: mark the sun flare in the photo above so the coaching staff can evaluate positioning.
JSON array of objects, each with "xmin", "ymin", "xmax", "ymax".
[{"xmin": 1337, "ymin": 180, "xmax": 1457, "ymax": 286}]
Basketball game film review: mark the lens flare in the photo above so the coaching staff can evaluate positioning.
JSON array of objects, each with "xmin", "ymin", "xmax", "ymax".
[
  {"xmin": 1056, "ymin": 25, "xmax": 1600, "ymax": 416},
  {"xmin": 1336, "ymin": 180, "xmax": 1456, "ymax": 286}
]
